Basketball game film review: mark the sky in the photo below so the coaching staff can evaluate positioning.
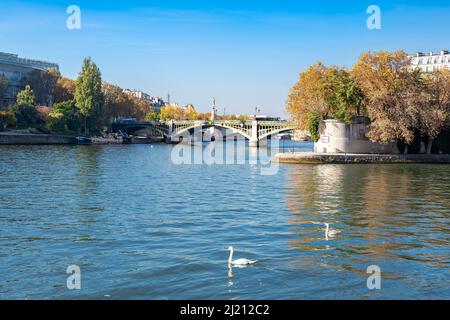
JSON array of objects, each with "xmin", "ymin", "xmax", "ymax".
[{"xmin": 1, "ymin": 0, "xmax": 450, "ymax": 117}]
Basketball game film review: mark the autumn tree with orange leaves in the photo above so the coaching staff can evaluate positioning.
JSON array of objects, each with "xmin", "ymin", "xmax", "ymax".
[{"xmin": 287, "ymin": 51, "xmax": 450, "ymax": 153}]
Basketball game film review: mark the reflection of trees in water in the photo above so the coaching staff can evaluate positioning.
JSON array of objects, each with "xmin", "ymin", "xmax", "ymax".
[
  {"xmin": 284, "ymin": 164, "xmax": 450, "ymax": 270},
  {"xmin": 74, "ymin": 146, "xmax": 104, "ymax": 224}
]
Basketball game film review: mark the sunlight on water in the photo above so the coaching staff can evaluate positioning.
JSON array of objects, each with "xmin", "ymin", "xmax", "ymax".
[{"xmin": 0, "ymin": 143, "xmax": 449, "ymax": 299}]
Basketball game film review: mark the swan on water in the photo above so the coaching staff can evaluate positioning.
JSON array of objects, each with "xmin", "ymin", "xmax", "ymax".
[
  {"xmin": 325, "ymin": 223, "xmax": 341, "ymax": 239},
  {"xmin": 227, "ymin": 246, "xmax": 257, "ymax": 266}
]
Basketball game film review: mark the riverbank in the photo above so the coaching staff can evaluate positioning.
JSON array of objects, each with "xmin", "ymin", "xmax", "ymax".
[
  {"xmin": 0, "ymin": 132, "xmax": 124, "ymax": 145},
  {"xmin": 274, "ymin": 152, "xmax": 450, "ymax": 164},
  {"xmin": 0, "ymin": 132, "xmax": 77, "ymax": 145}
]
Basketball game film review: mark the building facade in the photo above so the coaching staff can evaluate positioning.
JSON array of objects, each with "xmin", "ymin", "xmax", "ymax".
[
  {"xmin": 123, "ymin": 89, "xmax": 166, "ymax": 111},
  {"xmin": 409, "ymin": 50, "xmax": 450, "ymax": 73},
  {"xmin": 0, "ymin": 52, "xmax": 59, "ymax": 106}
]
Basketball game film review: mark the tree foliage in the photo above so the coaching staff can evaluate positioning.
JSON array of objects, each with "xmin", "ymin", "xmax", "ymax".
[
  {"xmin": 159, "ymin": 104, "xmax": 197, "ymax": 120},
  {"xmin": 0, "ymin": 110, "xmax": 16, "ymax": 130},
  {"xmin": 54, "ymin": 76, "xmax": 76, "ymax": 104},
  {"xmin": 287, "ymin": 50, "xmax": 450, "ymax": 154},
  {"xmin": 101, "ymin": 83, "xmax": 150, "ymax": 125},
  {"xmin": 351, "ymin": 51, "xmax": 418, "ymax": 144},
  {"xmin": 286, "ymin": 63, "xmax": 364, "ymax": 132},
  {"xmin": 21, "ymin": 69, "xmax": 59, "ymax": 105},
  {"xmin": 413, "ymin": 69, "xmax": 450, "ymax": 153},
  {"xmin": 46, "ymin": 100, "xmax": 81, "ymax": 132},
  {"xmin": 145, "ymin": 108, "xmax": 159, "ymax": 121},
  {"xmin": 16, "ymin": 85, "xmax": 35, "ymax": 106},
  {"xmin": 75, "ymin": 57, "xmax": 104, "ymax": 133}
]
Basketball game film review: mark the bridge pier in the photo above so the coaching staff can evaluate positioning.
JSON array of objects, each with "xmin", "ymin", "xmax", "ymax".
[
  {"xmin": 249, "ymin": 120, "xmax": 259, "ymax": 148},
  {"xmin": 249, "ymin": 139, "xmax": 259, "ymax": 148}
]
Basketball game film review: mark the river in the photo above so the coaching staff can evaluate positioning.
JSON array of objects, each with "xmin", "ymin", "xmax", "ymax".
[{"xmin": 0, "ymin": 142, "xmax": 449, "ymax": 299}]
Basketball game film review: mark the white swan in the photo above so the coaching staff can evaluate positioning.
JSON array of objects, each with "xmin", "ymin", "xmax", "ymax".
[
  {"xmin": 228, "ymin": 246, "xmax": 257, "ymax": 266},
  {"xmin": 325, "ymin": 223, "xmax": 341, "ymax": 239}
]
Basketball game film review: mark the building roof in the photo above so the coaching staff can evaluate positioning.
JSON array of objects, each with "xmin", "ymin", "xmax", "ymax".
[{"xmin": 0, "ymin": 52, "xmax": 59, "ymax": 71}]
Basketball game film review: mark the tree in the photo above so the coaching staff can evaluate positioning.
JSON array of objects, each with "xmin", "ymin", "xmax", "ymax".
[
  {"xmin": 322, "ymin": 67, "xmax": 365, "ymax": 120},
  {"xmin": 101, "ymin": 83, "xmax": 149, "ymax": 125},
  {"xmin": 351, "ymin": 51, "xmax": 419, "ymax": 145},
  {"xmin": 286, "ymin": 62, "xmax": 328, "ymax": 131},
  {"xmin": 286, "ymin": 63, "xmax": 363, "ymax": 141},
  {"xmin": 307, "ymin": 112, "xmax": 321, "ymax": 143},
  {"xmin": 184, "ymin": 104, "xmax": 198, "ymax": 120},
  {"xmin": 75, "ymin": 57, "xmax": 104, "ymax": 134},
  {"xmin": 54, "ymin": 76, "xmax": 76, "ymax": 104},
  {"xmin": 47, "ymin": 100, "xmax": 81, "ymax": 132},
  {"xmin": 159, "ymin": 104, "xmax": 186, "ymax": 120},
  {"xmin": 0, "ymin": 110, "xmax": 16, "ymax": 130},
  {"xmin": 12, "ymin": 85, "xmax": 40, "ymax": 125},
  {"xmin": 145, "ymin": 108, "xmax": 159, "ymax": 121},
  {"xmin": 22, "ymin": 69, "xmax": 59, "ymax": 105},
  {"xmin": 45, "ymin": 111, "xmax": 66, "ymax": 132},
  {"xmin": 16, "ymin": 85, "xmax": 35, "ymax": 106},
  {"xmin": 414, "ymin": 69, "xmax": 450, "ymax": 153}
]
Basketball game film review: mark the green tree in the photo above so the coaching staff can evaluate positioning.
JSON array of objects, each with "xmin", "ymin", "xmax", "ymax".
[
  {"xmin": 17, "ymin": 85, "xmax": 35, "ymax": 106},
  {"xmin": 145, "ymin": 108, "xmax": 159, "ymax": 121},
  {"xmin": 45, "ymin": 111, "xmax": 66, "ymax": 132},
  {"xmin": 12, "ymin": 85, "xmax": 39, "ymax": 125},
  {"xmin": 308, "ymin": 113, "xmax": 322, "ymax": 143},
  {"xmin": 47, "ymin": 100, "xmax": 81, "ymax": 132},
  {"xmin": 322, "ymin": 67, "xmax": 364, "ymax": 121},
  {"xmin": 75, "ymin": 57, "xmax": 104, "ymax": 134},
  {"xmin": 286, "ymin": 63, "xmax": 363, "ymax": 139},
  {"xmin": 11, "ymin": 104, "xmax": 39, "ymax": 125}
]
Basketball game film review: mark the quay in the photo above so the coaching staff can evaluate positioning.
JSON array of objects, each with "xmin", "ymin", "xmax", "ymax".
[
  {"xmin": 274, "ymin": 152, "xmax": 450, "ymax": 164},
  {"xmin": 0, "ymin": 132, "xmax": 77, "ymax": 145},
  {"xmin": 0, "ymin": 132, "xmax": 123, "ymax": 145}
]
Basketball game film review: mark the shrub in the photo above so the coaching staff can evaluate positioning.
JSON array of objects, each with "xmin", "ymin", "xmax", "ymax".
[
  {"xmin": 308, "ymin": 113, "xmax": 322, "ymax": 143},
  {"xmin": 11, "ymin": 104, "xmax": 40, "ymax": 125},
  {"xmin": 0, "ymin": 110, "xmax": 17, "ymax": 130}
]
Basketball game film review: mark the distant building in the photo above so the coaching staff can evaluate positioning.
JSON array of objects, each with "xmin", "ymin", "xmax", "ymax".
[
  {"xmin": 0, "ymin": 52, "xmax": 59, "ymax": 105},
  {"xmin": 249, "ymin": 115, "xmax": 281, "ymax": 121},
  {"xmin": 149, "ymin": 96, "xmax": 165, "ymax": 111},
  {"xmin": 123, "ymin": 89, "xmax": 151, "ymax": 101},
  {"xmin": 123, "ymin": 89, "xmax": 165, "ymax": 111},
  {"xmin": 409, "ymin": 50, "xmax": 450, "ymax": 73}
]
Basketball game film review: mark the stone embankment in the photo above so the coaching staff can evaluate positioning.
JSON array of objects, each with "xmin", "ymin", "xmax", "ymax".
[
  {"xmin": 274, "ymin": 152, "xmax": 450, "ymax": 164},
  {"xmin": 0, "ymin": 133, "xmax": 77, "ymax": 145}
]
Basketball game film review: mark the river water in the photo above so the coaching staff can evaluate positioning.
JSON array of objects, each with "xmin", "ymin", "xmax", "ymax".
[{"xmin": 0, "ymin": 142, "xmax": 449, "ymax": 299}]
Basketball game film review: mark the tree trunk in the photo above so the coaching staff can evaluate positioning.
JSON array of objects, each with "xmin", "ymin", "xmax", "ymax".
[
  {"xmin": 84, "ymin": 116, "xmax": 87, "ymax": 135},
  {"xmin": 404, "ymin": 145, "xmax": 408, "ymax": 154},
  {"xmin": 420, "ymin": 141, "xmax": 426, "ymax": 154},
  {"xmin": 427, "ymin": 138, "xmax": 434, "ymax": 154}
]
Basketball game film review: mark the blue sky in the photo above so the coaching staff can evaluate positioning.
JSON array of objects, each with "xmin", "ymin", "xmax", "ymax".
[{"xmin": 1, "ymin": 0, "xmax": 450, "ymax": 117}]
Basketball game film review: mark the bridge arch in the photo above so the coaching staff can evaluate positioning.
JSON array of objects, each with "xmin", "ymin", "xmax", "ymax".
[
  {"xmin": 112, "ymin": 123, "xmax": 168, "ymax": 137},
  {"xmin": 173, "ymin": 124, "xmax": 252, "ymax": 141},
  {"xmin": 258, "ymin": 127, "xmax": 294, "ymax": 141}
]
